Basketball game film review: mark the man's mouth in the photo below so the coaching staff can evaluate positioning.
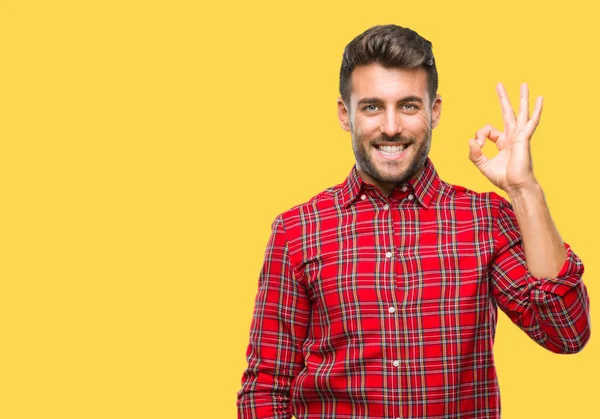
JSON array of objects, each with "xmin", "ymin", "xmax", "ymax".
[{"xmin": 374, "ymin": 143, "xmax": 409, "ymax": 158}]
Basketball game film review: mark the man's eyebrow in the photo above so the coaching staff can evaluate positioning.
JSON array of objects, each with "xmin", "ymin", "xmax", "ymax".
[
  {"xmin": 356, "ymin": 97, "xmax": 383, "ymax": 106},
  {"xmin": 356, "ymin": 96, "xmax": 425, "ymax": 106},
  {"xmin": 399, "ymin": 95, "xmax": 425, "ymax": 103}
]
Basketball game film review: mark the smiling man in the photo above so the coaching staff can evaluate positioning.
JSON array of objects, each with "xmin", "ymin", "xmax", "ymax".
[{"xmin": 237, "ymin": 25, "xmax": 591, "ymax": 419}]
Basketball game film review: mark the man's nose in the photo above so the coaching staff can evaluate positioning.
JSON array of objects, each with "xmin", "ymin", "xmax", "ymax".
[{"xmin": 380, "ymin": 109, "xmax": 403, "ymax": 138}]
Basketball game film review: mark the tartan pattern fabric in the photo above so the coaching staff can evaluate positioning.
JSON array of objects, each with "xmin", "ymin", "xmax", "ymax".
[{"xmin": 238, "ymin": 158, "xmax": 590, "ymax": 419}]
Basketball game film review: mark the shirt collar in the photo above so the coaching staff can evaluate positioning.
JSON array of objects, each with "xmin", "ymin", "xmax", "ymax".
[{"xmin": 338, "ymin": 157, "xmax": 441, "ymax": 209}]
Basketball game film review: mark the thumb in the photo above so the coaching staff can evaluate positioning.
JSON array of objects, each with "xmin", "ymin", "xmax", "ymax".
[{"xmin": 468, "ymin": 138, "xmax": 488, "ymax": 171}]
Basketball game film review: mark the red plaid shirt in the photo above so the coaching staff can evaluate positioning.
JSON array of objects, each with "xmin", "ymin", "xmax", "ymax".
[{"xmin": 238, "ymin": 158, "xmax": 590, "ymax": 419}]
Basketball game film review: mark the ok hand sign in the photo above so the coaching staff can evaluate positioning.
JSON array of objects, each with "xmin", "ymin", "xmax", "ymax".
[{"xmin": 468, "ymin": 83, "xmax": 543, "ymax": 193}]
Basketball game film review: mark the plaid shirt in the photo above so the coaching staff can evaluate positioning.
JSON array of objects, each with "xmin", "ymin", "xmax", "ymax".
[{"xmin": 238, "ymin": 158, "xmax": 590, "ymax": 419}]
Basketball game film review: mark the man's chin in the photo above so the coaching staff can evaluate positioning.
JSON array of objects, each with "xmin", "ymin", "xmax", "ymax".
[
  {"xmin": 372, "ymin": 170, "xmax": 410, "ymax": 185},
  {"xmin": 373, "ymin": 161, "xmax": 425, "ymax": 185}
]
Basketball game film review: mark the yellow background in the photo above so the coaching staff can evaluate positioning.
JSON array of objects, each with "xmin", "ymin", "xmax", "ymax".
[{"xmin": 1, "ymin": 0, "xmax": 597, "ymax": 418}]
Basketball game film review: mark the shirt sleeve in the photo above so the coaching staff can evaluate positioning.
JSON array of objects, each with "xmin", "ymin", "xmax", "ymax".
[
  {"xmin": 237, "ymin": 214, "xmax": 310, "ymax": 418},
  {"xmin": 489, "ymin": 197, "xmax": 591, "ymax": 354}
]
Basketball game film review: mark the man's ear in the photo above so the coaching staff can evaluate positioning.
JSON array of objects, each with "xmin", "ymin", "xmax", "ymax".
[
  {"xmin": 431, "ymin": 94, "xmax": 442, "ymax": 129},
  {"xmin": 337, "ymin": 98, "xmax": 351, "ymax": 132}
]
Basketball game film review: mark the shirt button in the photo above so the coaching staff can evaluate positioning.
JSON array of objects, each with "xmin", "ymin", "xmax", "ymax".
[
  {"xmin": 360, "ymin": 194, "xmax": 366, "ymax": 200},
  {"xmin": 392, "ymin": 360, "xmax": 400, "ymax": 367},
  {"xmin": 408, "ymin": 194, "xmax": 414, "ymax": 200},
  {"xmin": 388, "ymin": 307, "xmax": 396, "ymax": 313},
  {"xmin": 385, "ymin": 251, "xmax": 392, "ymax": 259},
  {"xmin": 383, "ymin": 204, "xmax": 390, "ymax": 210},
  {"xmin": 401, "ymin": 185, "xmax": 408, "ymax": 192}
]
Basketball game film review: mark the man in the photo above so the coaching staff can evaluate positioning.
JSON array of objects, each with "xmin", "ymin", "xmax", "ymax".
[{"xmin": 237, "ymin": 25, "xmax": 590, "ymax": 418}]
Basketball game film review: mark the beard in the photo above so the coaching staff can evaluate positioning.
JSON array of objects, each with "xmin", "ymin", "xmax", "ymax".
[{"xmin": 351, "ymin": 128, "xmax": 432, "ymax": 187}]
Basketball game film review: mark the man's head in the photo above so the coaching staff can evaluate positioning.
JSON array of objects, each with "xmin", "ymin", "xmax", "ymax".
[{"xmin": 337, "ymin": 25, "xmax": 442, "ymax": 195}]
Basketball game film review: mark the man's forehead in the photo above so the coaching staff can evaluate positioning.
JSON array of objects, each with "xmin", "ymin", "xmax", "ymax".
[{"xmin": 350, "ymin": 64, "xmax": 428, "ymax": 101}]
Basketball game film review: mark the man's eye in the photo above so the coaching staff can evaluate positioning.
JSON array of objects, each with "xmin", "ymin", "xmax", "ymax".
[
  {"xmin": 402, "ymin": 103, "xmax": 418, "ymax": 111},
  {"xmin": 365, "ymin": 105, "xmax": 379, "ymax": 112}
]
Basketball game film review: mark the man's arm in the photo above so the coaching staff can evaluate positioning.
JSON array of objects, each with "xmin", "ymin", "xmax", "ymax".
[
  {"xmin": 490, "ymin": 194, "xmax": 590, "ymax": 353},
  {"xmin": 468, "ymin": 82, "xmax": 590, "ymax": 353},
  {"xmin": 505, "ymin": 182, "xmax": 565, "ymax": 278},
  {"xmin": 237, "ymin": 215, "xmax": 310, "ymax": 418}
]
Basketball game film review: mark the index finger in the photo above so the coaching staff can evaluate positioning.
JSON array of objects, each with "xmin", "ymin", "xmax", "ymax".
[{"xmin": 496, "ymin": 82, "xmax": 516, "ymax": 129}]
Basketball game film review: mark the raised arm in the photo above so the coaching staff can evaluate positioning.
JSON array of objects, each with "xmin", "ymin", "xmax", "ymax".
[
  {"xmin": 468, "ymin": 83, "xmax": 590, "ymax": 353},
  {"xmin": 490, "ymin": 195, "xmax": 590, "ymax": 353}
]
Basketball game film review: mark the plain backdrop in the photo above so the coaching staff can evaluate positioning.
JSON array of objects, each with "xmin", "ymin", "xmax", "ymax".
[{"xmin": 0, "ymin": 0, "xmax": 597, "ymax": 418}]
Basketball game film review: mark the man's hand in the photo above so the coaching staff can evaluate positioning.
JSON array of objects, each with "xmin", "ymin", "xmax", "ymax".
[{"xmin": 468, "ymin": 83, "xmax": 543, "ymax": 193}]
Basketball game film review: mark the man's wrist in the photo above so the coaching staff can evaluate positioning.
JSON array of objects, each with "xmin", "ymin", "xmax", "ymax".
[{"xmin": 505, "ymin": 179, "xmax": 543, "ymax": 202}]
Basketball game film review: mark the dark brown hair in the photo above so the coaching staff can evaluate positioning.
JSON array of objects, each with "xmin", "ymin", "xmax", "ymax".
[{"xmin": 339, "ymin": 25, "xmax": 438, "ymax": 106}]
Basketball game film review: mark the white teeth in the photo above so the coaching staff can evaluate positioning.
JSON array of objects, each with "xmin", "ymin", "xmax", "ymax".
[{"xmin": 378, "ymin": 145, "xmax": 406, "ymax": 155}]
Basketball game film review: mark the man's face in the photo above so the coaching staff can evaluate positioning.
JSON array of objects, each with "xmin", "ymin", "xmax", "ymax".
[{"xmin": 337, "ymin": 63, "xmax": 442, "ymax": 195}]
